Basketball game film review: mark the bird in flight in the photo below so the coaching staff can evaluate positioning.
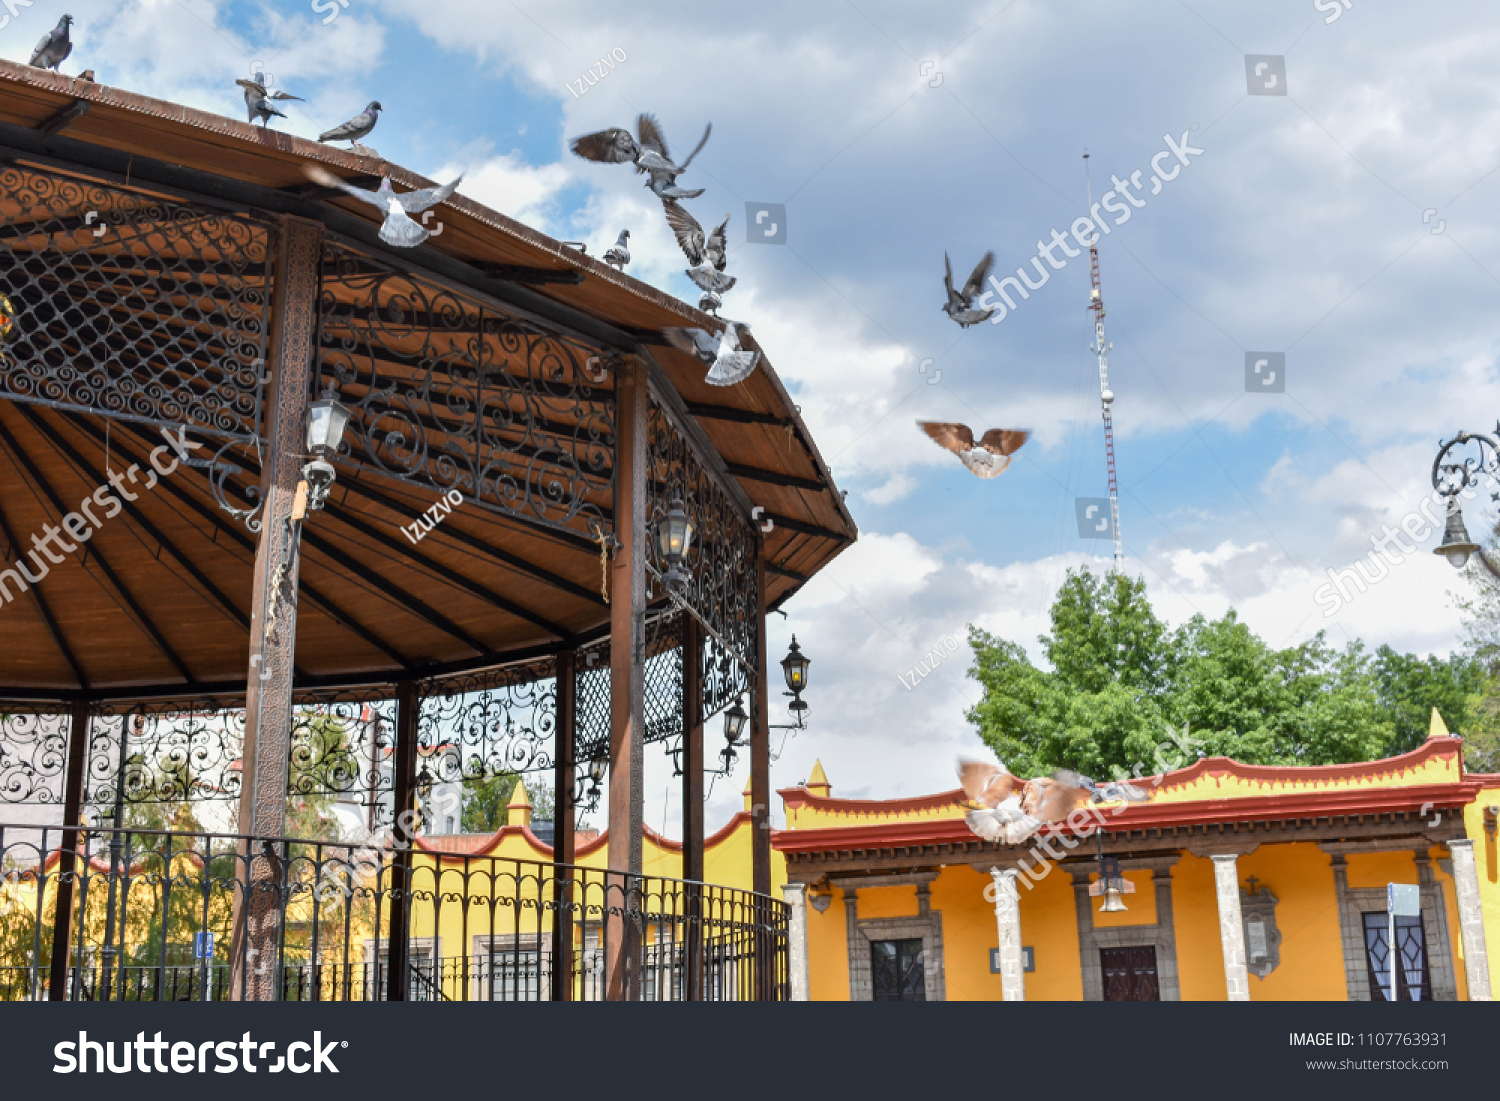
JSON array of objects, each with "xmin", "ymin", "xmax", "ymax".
[
  {"xmin": 302, "ymin": 166, "xmax": 461, "ymax": 248},
  {"xmin": 236, "ymin": 73, "xmax": 302, "ymax": 128},
  {"xmin": 917, "ymin": 421, "xmax": 1029, "ymax": 479},
  {"xmin": 662, "ymin": 321, "xmax": 761, "ymax": 387},
  {"xmin": 942, "ymin": 251, "xmax": 997, "ymax": 328},
  {"xmin": 662, "ymin": 201, "xmax": 734, "ymax": 295},
  {"xmin": 319, "ymin": 101, "xmax": 382, "ymax": 155},
  {"xmin": 570, "ymin": 113, "xmax": 712, "ymax": 200},
  {"xmin": 958, "ymin": 759, "xmax": 1149, "ymax": 845}
]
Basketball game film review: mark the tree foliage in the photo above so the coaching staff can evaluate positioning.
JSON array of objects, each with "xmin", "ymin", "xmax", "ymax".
[{"xmin": 965, "ymin": 566, "xmax": 1475, "ymax": 778}]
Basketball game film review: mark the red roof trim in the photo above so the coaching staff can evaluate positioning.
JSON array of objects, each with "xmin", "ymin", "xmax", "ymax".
[
  {"xmin": 413, "ymin": 813, "xmax": 754, "ymax": 863},
  {"xmin": 772, "ymin": 780, "xmax": 1488, "ymax": 854}
]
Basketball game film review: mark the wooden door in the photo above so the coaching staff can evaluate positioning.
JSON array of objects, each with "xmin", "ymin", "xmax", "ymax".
[{"xmin": 1100, "ymin": 946, "xmax": 1160, "ymax": 1001}]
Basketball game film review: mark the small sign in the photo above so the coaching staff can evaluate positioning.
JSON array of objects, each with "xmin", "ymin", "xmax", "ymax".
[
  {"xmin": 1246, "ymin": 920, "xmax": 1268, "ymax": 961},
  {"xmin": 193, "ymin": 931, "xmax": 214, "ymax": 960},
  {"xmin": 989, "ymin": 947, "xmax": 1035, "ymax": 973},
  {"xmin": 1387, "ymin": 883, "xmax": 1420, "ymax": 918}
]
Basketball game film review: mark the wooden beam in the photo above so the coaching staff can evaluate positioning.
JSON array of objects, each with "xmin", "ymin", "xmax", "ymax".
[
  {"xmin": 683, "ymin": 401, "xmax": 788, "ymax": 428},
  {"xmin": 681, "ymin": 614, "xmax": 704, "ymax": 1001},
  {"xmin": 35, "ymin": 99, "xmax": 89, "ymax": 137},
  {"xmin": 725, "ymin": 462, "xmax": 825, "ymax": 493},
  {"xmin": 47, "ymin": 699, "xmax": 90, "ymax": 1000},
  {"xmin": 551, "ymin": 649, "xmax": 576, "ymax": 1002},
  {"xmin": 0, "ymin": 462, "xmax": 87, "ymax": 687}
]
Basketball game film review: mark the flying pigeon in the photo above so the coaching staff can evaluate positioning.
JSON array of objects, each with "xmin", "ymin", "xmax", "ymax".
[
  {"xmin": 697, "ymin": 290, "xmax": 722, "ymax": 316},
  {"xmin": 236, "ymin": 74, "xmax": 302, "ymax": 128},
  {"xmin": 319, "ymin": 101, "xmax": 382, "ymax": 154},
  {"xmin": 570, "ymin": 113, "xmax": 711, "ymax": 200},
  {"xmin": 942, "ymin": 251, "xmax": 998, "ymax": 328},
  {"xmin": 662, "ymin": 201, "xmax": 735, "ymax": 294},
  {"xmin": 302, "ymin": 165, "xmax": 461, "ymax": 248},
  {"xmin": 602, "ymin": 230, "xmax": 630, "ymax": 270},
  {"xmin": 29, "ymin": 15, "xmax": 73, "ymax": 71},
  {"xmin": 917, "ymin": 421, "xmax": 1030, "ymax": 479},
  {"xmin": 664, "ymin": 321, "xmax": 761, "ymax": 387},
  {"xmin": 958, "ymin": 759, "xmax": 1149, "ymax": 845}
]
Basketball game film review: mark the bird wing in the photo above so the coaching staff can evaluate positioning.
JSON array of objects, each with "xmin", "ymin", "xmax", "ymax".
[
  {"xmin": 957, "ymin": 759, "xmax": 1018, "ymax": 808},
  {"xmin": 917, "ymin": 420, "xmax": 976, "ymax": 455},
  {"xmin": 235, "ymin": 79, "xmax": 268, "ymax": 95},
  {"xmin": 962, "ymin": 252, "xmax": 996, "ymax": 300},
  {"xmin": 570, "ymin": 128, "xmax": 636, "ymax": 163},
  {"xmin": 636, "ymin": 112, "xmax": 670, "ymax": 164},
  {"xmin": 661, "ymin": 328, "xmax": 718, "ymax": 365},
  {"xmin": 943, "ymin": 252, "xmax": 958, "ymax": 298},
  {"xmin": 978, "ymin": 428, "xmax": 1030, "ymax": 456},
  {"xmin": 965, "ymin": 798, "xmax": 1041, "ymax": 845},
  {"xmin": 1020, "ymin": 777, "xmax": 1092, "ymax": 823},
  {"xmin": 396, "ymin": 176, "xmax": 462, "ymax": 214},
  {"xmin": 662, "ymin": 199, "xmax": 706, "ymax": 265},
  {"xmin": 678, "ymin": 122, "xmax": 712, "ymax": 170},
  {"xmin": 705, "ymin": 214, "xmax": 729, "ymax": 270},
  {"xmin": 302, "ymin": 165, "xmax": 388, "ymax": 212},
  {"xmin": 269, "ymin": 90, "xmax": 303, "ymax": 101}
]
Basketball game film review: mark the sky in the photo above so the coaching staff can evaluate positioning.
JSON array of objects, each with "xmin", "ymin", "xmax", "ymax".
[{"xmin": 13, "ymin": 0, "xmax": 1500, "ymax": 834}]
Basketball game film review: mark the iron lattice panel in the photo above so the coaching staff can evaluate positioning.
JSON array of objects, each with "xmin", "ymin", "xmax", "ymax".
[
  {"xmin": 573, "ymin": 638, "xmax": 610, "ymax": 766},
  {"xmin": 417, "ymin": 658, "xmax": 558, "ymax": 781},
  {"xmin": 0, "ymin": 706, "xmax": 70, "ymax": 806},
  {"xmin": 643, "ymin": 607, "xmax": 683, "ymax": 747},
  {"xmin": 646, "ymin": 404, "xmax": 758, "ymax": 725},
  {"xmin": 315, "ymin": 242, "xmax": 615, "ymax": 542},
  {"xmin": 0, "ymin": 165, "xmax": 272, "ymax": 440}
]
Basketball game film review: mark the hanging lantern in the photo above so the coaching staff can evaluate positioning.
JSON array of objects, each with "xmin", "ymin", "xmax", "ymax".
[{"xmin": 652, "ymin": 497, "xmax": 695, "ymax": 589}]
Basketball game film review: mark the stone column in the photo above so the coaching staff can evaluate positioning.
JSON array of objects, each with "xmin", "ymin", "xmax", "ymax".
[
  {"xmin": 990, "ymin": 867, "xmax": 1025, "ymax": 1001},
  {"xmin": 1211, "ymin": 854, "xmax": 1251, "ymax": 1001},
  {"xmin": 782, "ymin": 882, "xmax": 810, "ymax": 1001},
  {"xmin": 1447, "ymin": 839, "xmax": 1492, "ymax": 1001}
]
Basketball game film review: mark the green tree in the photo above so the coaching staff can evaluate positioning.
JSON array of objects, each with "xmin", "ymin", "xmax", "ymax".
[
  {"xmin": 459, "ymin": 772, "xmax": 520, "ymax": 833},
  {"xmin": 1370, "ymin": 646, "xmax": 1480, "ymax": 755}
]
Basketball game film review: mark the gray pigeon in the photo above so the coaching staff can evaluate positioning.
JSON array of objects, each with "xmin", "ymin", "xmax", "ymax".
[
  {"xmin": 302, "ymin": 166, "xmax": 461, "ymax": 248},
  {"xmin": 664, "ymin": 320, "xmax": 761, "ymax": 387},
  {"xmin": 319, "ymin": 101, "xmax": 382, "ymax": 154},
  {"xmin": 942, "ymin": 251, "xmax": 998, "ymax": 328},
  {"xmin": 602, "ymin": 230, "xmax": 630, "ymax": 270},
  {"xmin": 697, "ymin": 290, "xmax": 722, "ymax": 316},
  {"xmin": 570, "ymin": 113, "xmax": 711, "ymax": 200},
  {"xmin": 236, "ymin": 74, "xmax": 302, "ymax": 128},
  {"xmin": 29, "ymin": 15, "xmax": 73, "ymax": 71},
  {"xmin": 663, "ymin": 201, "xmax": 735, "ymax": 294}
]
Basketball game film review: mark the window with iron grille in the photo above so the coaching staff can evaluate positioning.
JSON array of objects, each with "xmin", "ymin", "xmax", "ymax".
[
  {"xmin": 1362, "ymin": 911, "xmax": 1432, "ymax": 1001},
  {"xmin": 870, "ymin": 938, "xmax": 925, "ymax": 1001}
]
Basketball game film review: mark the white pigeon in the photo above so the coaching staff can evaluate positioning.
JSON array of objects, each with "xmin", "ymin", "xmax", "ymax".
[
  {"xmin": 303, "ymin": 167, "xmax": 461, "ymax": 248},
  {"xmin": 917, "ymin": 421, "xmax": 1030, "ymax": 479},
  {"xmin": 965, "ymin": 794, "xmax": 1043, "ymax": 846},
  {"xmin": 603, "ymin": 230, "xmax": 630, "ymax": 270},
  {"xmin": 663, "ymin": 321, "xmax": 761, "ymax": 387},
  {"xmin": 697, "ymin": 290, "xmax": 723, "ymax": 316}
]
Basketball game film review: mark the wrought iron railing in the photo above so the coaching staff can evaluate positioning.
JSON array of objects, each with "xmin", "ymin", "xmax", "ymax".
[{"xmin": 0, "ymin": 823, "xmax": 787, "ymax": 1002}]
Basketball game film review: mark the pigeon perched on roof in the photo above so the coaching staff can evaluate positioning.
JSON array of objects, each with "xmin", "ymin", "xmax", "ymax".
[
  {"xmin": 917, "ymin": 421, "xmax": 1030, "ymax": 479},
  {"xmin": 662, "ymin": 201, "xmax": 735, "ymax": 294},
  {"xmin": 302, "ymin": 165, "xmax": 461, "ymax": 248},
  {"xmin": 664, "ymin": 321, "xmax": 760, "ymax": 387},
  {"xmin": 697, "ymin": 290, "xmax": 722, "ymax": 316},
  {"xmin": 570, "ymin": 113, "xmax": 711, "ymax": 200},
  {"xmin": 236, "ymin": 75, "xmax": 302, "ymax": 128},
  {"xmin": 29, "ymin": 15, "xmax": 73, "ymax": 71},
  {"xmin": 602, "ymin": 230, "xmax": 630, "ymax": 270},
  {"xmin": 942, "ymin": 251, "xmax": 998, "ymax": 328},
  {"xmin": 319, "ymin": 101, "xmax": 382, "ymax": 154}
]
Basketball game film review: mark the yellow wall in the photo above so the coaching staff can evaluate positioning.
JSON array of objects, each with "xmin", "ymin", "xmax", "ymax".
[
  {"xmin": 1015, "ymin": 864, "xmax": 1084, "ymax": 1001},
  {"xmin": 1237, "ymin": 843, "xmax": 1345, "ymax": 1001},
  {"xmin": 932, "ymin": 866, "xmax": 1005, "ymax": 1002},
  {"xmin": 807, "ymin": 886, "xmax": 848, "ymax": 1001},
  {"xmin": 1170, "ymin": 853, "xmax": 1226, "ymax": 1002}
]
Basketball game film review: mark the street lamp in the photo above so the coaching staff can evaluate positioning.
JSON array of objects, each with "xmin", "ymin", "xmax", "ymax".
[
  {"xmin": 581, "ymin": 757, "xmax": 606, "ymax": 813},
  {"xmin": 302, "ymin": 389, "xmax": 352, "ymax": 512},
  {"xmin": 1087, "ymin": 833, "xmax": 1135, "ymax": 913},
  {"xmin": 652, "ymin": 497, "xmax": 695, "ymax": 589},
  {"xmin": 1429, "ymin": 428, "xmax": 1500, "ymax": 572},
  {"xmin": 1434, "ymin": 500, "xmax": 1480, "ymax": 569},
  {"xmin": 781, "ymin": 636, "xmax": 809, "ymax": 714}
]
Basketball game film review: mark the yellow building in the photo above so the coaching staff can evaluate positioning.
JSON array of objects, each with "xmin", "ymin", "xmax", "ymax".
[{"xmin": 774, "ymin": 715, "xmax": 1499, "ymax": 1002}]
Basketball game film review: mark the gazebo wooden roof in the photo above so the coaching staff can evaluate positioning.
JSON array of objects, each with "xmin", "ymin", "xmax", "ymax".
[{"xmin": 0, "ymin": 61, "xmax": 855, "ymax": 697}]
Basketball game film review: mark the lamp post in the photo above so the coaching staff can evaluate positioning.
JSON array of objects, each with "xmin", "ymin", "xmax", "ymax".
[{"xmin": 1430, "ymin": 429, "xmax": 1499, "ymax": 571}]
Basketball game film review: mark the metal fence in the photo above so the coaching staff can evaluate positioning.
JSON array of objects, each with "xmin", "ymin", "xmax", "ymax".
[{"xmin": 0, "ymin": 823, "xmax": 787, "ymax": 1002}]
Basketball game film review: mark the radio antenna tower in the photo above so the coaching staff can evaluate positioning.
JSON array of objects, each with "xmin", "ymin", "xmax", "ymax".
[{"xmin": 1083, "ymin": 152, "xmax": 1124, "ymax": 572}]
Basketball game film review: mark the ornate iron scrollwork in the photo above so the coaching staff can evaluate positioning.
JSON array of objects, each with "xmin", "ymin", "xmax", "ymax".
[
  {"xmin": 1432, "ymin": 427, "xmax": 1500, "ymax": 501},
  {"xmin": 417, "ymin": 659, "xmax": 559, "ymax": 781},
  {"xmin": 315, "ymin": 242, "xmax": 615, "ymax": 543},
  {"xmin": 646, "ymin": 403, "xmax": 759, "ymax": 726},
  {"xmin": 0, "ymin": 707, "xmax": 70, "ymax": 805},
  {"xmin": 85, "ymin": 702, "xmax": 247, "ymax": 811},
  {"xmin": 0, "ymin": 165, "xmax": 272, "ymax": 441}
]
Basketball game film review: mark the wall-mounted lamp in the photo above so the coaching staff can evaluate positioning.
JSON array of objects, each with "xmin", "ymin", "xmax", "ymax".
[
  {"xmin": 652, "ymin": 496, "xmax": 695, "ymax": 590},
  {"xmin": 302, "ymin": 389, "xmax": 352, "ymax": 512}
]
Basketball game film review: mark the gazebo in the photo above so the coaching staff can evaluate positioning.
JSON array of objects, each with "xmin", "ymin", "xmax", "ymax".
[{"xmin": 0, "ymin": 60, "xmax": 855, "ymax": 1001}]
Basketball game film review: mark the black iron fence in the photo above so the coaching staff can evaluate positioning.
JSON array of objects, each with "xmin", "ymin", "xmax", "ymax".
[{"xmin": 0, "ymin": 824, "xmax": 787, "ymax": 1002}]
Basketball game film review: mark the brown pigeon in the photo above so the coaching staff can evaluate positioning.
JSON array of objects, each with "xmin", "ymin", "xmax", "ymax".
[{"xmin": 918, "ymin": 421, "xmax": 1029, "ymax": 479}]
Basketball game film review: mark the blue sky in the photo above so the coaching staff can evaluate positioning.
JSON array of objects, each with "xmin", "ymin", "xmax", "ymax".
[{"xmin": 16, "ymin": 0, "xmax": 1500, "ymax": 828}]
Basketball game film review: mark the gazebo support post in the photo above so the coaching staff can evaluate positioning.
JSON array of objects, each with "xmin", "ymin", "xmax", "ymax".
[
  {"xmin": 46, "ymin": 698, "xmax": 90, "ymax": 1000},
  {"xmin": 230, "ymin": 214, "xmax": 323, "ymax": 1002},
  {"xmin": 751, "ymin": 539, "xmax": 772, "ymax": 999},
  {"xmin": 551, "ymin": 650, "xmax": 577, "ymax": 1001},
  {"xmin": 681, "ymin": 614, "xmax": 704, "ymax": 1000},
  {"xmin": 606, "ymin": 358, "xmax": 647, "ymax": 1001},
  {"xmin": 384, "ymin": 678, "xmax": 420, "ymax": 1001}
]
